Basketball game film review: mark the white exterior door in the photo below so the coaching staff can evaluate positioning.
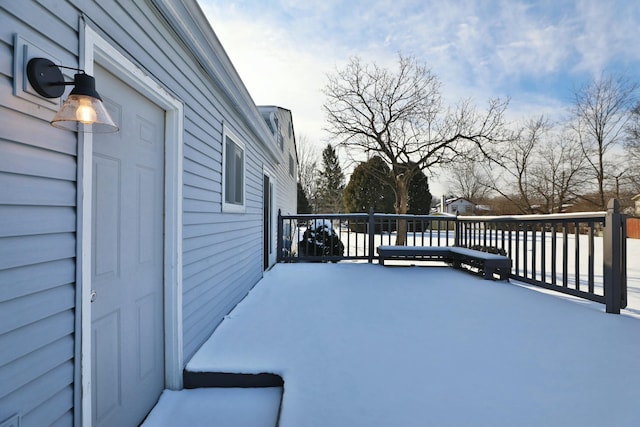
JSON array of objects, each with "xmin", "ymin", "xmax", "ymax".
[{"xmin": 90, "ymin": 65, "xmax": 165, "ymax": 427}]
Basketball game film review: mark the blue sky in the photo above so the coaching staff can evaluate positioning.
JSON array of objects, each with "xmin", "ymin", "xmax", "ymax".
[{"xmin": 198, "ymin": 0, "xmax": 640, "ymax": 194}]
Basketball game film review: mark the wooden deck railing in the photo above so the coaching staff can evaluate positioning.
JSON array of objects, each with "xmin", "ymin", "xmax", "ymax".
[{"xmin": 277, "ymin": 199, "xmax": 627, "ymax": 313}]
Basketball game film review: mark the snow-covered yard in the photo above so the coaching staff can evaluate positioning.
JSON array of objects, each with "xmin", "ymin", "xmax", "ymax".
[{"xmin": 144, "ymin": 238, "xmax": 640, "ymax": 427}]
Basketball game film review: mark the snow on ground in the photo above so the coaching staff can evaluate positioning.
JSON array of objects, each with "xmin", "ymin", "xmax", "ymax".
[
  {"xmin": 149, "ymin": 238, "xmax": 640, "ymax": 426},
  {"xmin": 141, "ymin": 387, "xmax": 281, "ymax": 427}
]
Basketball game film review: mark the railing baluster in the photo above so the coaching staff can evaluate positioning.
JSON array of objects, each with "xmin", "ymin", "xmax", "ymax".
[
  {"xmin": 523, "ymin": 224, "xmax": 529, "ymax": 278},
  {"xmin": 411, "ymin": 218, "xmax": 416, "ymax": 245},
  {"xmin": 562, "ymin": 223, "xmax": 569, "ymax": 288},
  {"xmin": 531, "ymin": 222, "xmax": 537, "ymax": 281},
  {"xmin": 574, "ymin": 220, "xmax": 580, "ymax": 291},
  {"xmin": 508, "ymin": 223, "xmax": 513, "ymax": 267},
  {"xmin": 551, "ymin": 223, "xmax": 557, "ymax": 285},
  {"xmin": 588, "ymin": 221, "xmax": 595, "ymax": 294},
  {"xmin": 541, "ymin": 223, "xmax": 546, "ymax": 283},
  {"xmin": 515, "ymin": 224, "xmax": 520, "ymax": 276}
]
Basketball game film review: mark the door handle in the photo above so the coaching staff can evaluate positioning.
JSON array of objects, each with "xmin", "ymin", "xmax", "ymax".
[{"xmin": 90, "ymin": 290, "xmax": 97, "ymax": 303}]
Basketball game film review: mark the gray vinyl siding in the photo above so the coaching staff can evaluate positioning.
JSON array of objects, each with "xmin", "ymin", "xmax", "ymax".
[
  {"xmin": 1, "ymin": 2, "xmax": 79, "ymax": 425},
  {"xmin": 259, "ymin": 107, "xmax": 298, "ymax": 217},
  {"xmin": 276, "ymin": 110, "xmax": 298, "ymax": 216},
  {"xmin": 256, "ymin": 106, "xmax": 297, "ymax": 269},
  {"xmin": 82, "ymin": 0, "xmax": 273, "ymax": 354},
  {"xmin": 2, "ymin": 0, "xmax": 288, "ymax": 425}
]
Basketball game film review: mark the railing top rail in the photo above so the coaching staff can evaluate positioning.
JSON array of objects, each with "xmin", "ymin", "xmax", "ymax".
[
  {"xmin": 372, "ymin": 213, "xmax": 457, "ymax": 220},
  {"xmin": 281, "ymin": 212, "xmax": 458, "ymax": 220},
  {"xmin": 281, "ymin": 213, "xmax": 370, "ymax": 219},
  {"xmin": 457, "ymin": 211, "xmax": 606, "ymax": 222},
  {"xmin": 284, "ymin": 212, "xmax": 607, "ymax": 222},
  {"xmin": 282, "ymin": 213, "xmax": 457, "ymax": 220}
]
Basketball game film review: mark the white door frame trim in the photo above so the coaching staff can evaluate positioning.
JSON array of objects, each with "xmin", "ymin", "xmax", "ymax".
[
  {"xmin": 262, "ymin": 165, "xmax": 277, "ymax": 268},
  {"xmin": 78, "ymin": 23, "xmax": 184, "ymax": 426}
]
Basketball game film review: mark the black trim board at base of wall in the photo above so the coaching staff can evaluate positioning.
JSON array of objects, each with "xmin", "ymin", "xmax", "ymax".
[{"xmin": 183, "ymin": 371, "xmax": 284, "ymax": 388}]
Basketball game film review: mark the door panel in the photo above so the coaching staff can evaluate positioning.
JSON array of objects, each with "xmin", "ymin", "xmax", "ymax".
[
  {"xmin": 92, "ymin": 311, "xmax": 120, "ymax": 422},
  {"xmin": 92, "ymin": 156, "xmax": 120, "ymax": 278},
  {"xmin": 91, "ymin": 65, "xmax": 165, "ymax": 427}
]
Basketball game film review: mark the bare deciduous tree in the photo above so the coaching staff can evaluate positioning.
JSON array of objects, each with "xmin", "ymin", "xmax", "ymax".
[
  {"xmin": 625, "ymin": 102, "xmax": 640, "ymax": 194},
  {"xmin": 570, "ymin": 74, "xmax": 638, "ymax": 210},
  {"xmin": 480, "ymin": 117, "xmax": 548, "ymax": 214},
  {"xmin": 445, "ymin": 154, "xmax": 492, "ymax": 203},
  {"xmin": 530, "ymin": 131, "xmax": 588, "ymax": 213},
  {"xmin": 323, "ymin": 54, "xmax": 508, "ymax": 244},
  {"xmin": 481, "ymin": 118, "xmax": 589, "ymax": 214},
  {"xmin": 296, "ymin": 135, "xmax": 320, "ymax": 211}
]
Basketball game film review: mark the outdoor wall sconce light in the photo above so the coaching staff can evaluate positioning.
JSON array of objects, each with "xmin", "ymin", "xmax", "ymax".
[{"xmin": 26, "ymin": 57, "xmax": 119, "ymax": 133}]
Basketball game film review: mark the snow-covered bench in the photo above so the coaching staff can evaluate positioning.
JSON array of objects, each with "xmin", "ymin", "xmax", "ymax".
[
  {"xmin": 377, "ymin": 245, "xmax": 511, "ymax": 280},
  {"xmin": 377, "ymin": 246, "xmax": 454, "ymax": 265}
]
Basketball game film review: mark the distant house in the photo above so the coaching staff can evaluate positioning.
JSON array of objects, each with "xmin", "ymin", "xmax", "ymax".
[
  {"xmin": 0, "ymin": 1, "xmax": 296, "ymax": 426},
  {"xmin": 437, "ymin": 197, "xmax": 475, "ymax": 215},
  {"xmin": 633, "ymin": 194, "xmax": 640, "ymax": 216},
  {"xmin": 474, "ymin": 204, "xmax": 492, "ymax": 215},
  {"xmin": 629, "ymin": 195, "xmax": 640, "ymax": 239}
]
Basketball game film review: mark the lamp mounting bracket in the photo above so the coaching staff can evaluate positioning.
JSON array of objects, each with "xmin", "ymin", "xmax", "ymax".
[{"xmin": 26, "ymin": 57, "xmax": 66, "ymax": 98}]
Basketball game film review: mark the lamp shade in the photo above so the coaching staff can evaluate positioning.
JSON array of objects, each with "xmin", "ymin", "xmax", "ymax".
[
  {"xmin": 50, "ymin": 73, "xmax": 119, "ymax": 133},
  {"xmin": 51, "ymin": 94, "xmax": 119, "ymax": 133}
]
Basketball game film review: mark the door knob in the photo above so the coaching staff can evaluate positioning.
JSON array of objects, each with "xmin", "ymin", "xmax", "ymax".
[{"xmin": 90, "ymin": 290, "xmax": 97, "ymax": 303}]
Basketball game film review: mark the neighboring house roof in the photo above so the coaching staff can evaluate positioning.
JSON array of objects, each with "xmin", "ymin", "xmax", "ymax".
[
  {"xmin": 435, "ymin": 198, "xmax": 474, "ymax": 209},
  {"xmin": 447, "ymin": 197, "xmax": 473, "ymax": 204}
]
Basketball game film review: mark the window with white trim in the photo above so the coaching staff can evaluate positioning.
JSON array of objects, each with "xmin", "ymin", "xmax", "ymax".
[
  {"xmin": 289, "ymin": 153, "xmax": 295, "ymax": 177},
  {"xmin": 222, "ymin": 129, "xmax": 245, "ymax": 212}
]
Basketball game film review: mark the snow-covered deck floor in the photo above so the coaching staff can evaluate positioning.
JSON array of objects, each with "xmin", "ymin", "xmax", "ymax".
[
  {"xmin": 167, "ymin": 262, "xmax": 640, "ymax": 427},
  {"xmin": 145, "ymin": 263, "xmax": 640, "ymax": 427}
]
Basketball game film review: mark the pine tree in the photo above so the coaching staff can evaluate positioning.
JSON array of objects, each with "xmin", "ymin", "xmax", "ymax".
[
  {"xmin": 343, "ymin": 156, "xmax": 395, "ymax": 213},
  {"xmin": 297, "ymin": 182, "xmax": 312, "ymax": 213},
  {"xmin": 316, "ymin": 144, "xmax": 345, "ymax": 213},
  {"xmin": 407, "ymin": 168, "xmax": 432, "ymax": 214}
]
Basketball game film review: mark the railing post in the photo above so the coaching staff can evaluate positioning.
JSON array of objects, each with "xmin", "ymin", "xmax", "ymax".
[
  {"xmin": 277, "ymin": 209, "xmax": 283, "ymax": 263},
  {"xmin": 454, "ymin": 213, "xmax": 460, "ymax": 247},
  {"xmin": 622, "ymin": 218, "xmax": 628, "ymax": 309},
  {"xmin": 603, "ymin": 199, "xmax": 625, "ymax": 314},
  {"xmin": 368, "ymin": 208, "xmax": 375, "ymax": 263}
]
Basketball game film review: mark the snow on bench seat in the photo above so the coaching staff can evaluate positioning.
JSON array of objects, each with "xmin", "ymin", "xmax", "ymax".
[
  {"xmin": 377, "ymin": 245, "xmax": 511, "ymax": 280},
  {"xmin": 376, "ymin": 245, "xmax": 454, "ymax": 266}
]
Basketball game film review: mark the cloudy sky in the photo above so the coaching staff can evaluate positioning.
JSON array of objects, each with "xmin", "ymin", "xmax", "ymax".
[{"xmin": 198, "ymin": 0, "xmax": 640, "ymax": 195}]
